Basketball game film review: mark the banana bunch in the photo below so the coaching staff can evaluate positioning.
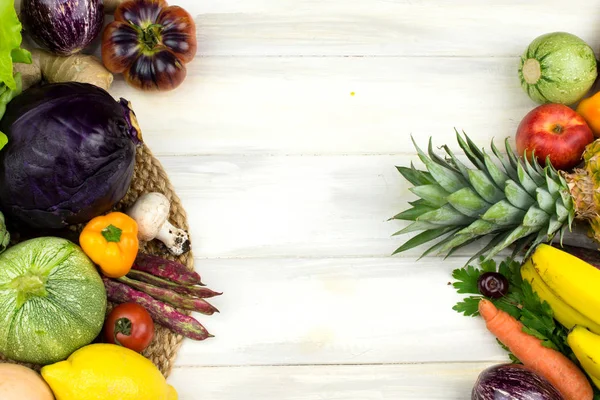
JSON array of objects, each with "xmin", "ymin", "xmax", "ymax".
[
  {"xmin": 521, "ymin": 244, "xmax": 600, "ymax": 388},
  {"xmin": 568, "ymin": 327, "xmax": 600, "ymax": 389}
]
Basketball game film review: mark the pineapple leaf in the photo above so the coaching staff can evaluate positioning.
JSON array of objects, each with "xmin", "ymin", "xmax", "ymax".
[
  {"xmin": 417, "ymin": 204, "xmax": 475, "ymax": 226},
  {"xmin": 504, "ymin": 179, "xmax": 535, "ymax": 210},
  {"xmin": 559, "ymin": 224, "xmax": 568, "ymax": 246},
  {"xmin": 458, "ymin": 219, "xmax": 499, "ymax": 236},
  {"xmin": 456, "ymin": 130, "xmax": 487, "ymax": 170},
  {"xmin": 523, "ymin": 229, "xmax": 553, "ymax": 259},
  {"xmin": 444, "ymin": 236, "xmax": 481, "ymax": 258},
  {"xmin": 418, "ymin": 228, "xmax": 462, "ymax": 259},
  {"xmin": 523, "ymin": 155, "xmax": 546, "ymax": 187},
  {"xmin": 409, "ymin": 199, "xmax": 435, "ymax": 208},
  {"xmin": 545, "ymin": 170, "xmax": 560, "ymax": 196},
  {"xmin": 468, "ymin": 170, "xmax": 505, "ymax": 203},
  {"xmin": 522, "ymin": 206, "xmax": 550, "ymax": 228},
  {"xmin": 547, "ymin": 215, "xmax": 563, "ymax": 236},
  {"xmin": 391, "ymin": 205, "xmax": 436, "ymax": 221},
  {"xmin": 505, "ymin": 138, "xmax": 521, "ymax": 171},
  {"xmin": 483, "ymin": 149, "xmax": 509, "ymax": 189},
  {"xmin": 536, "ymin": 188, "xmax": 556, "ymax": 214},
  {"xmin": 393, "ymin": 221, "xmax": 440, "ymax": 236},
  {"xmin": 559, "ymin": 188, "xmax": 573, "ymax": 212},
  {"xmin": 481, "ymin": 200, "xmax": 526, "ymax": 226},
  {"xmin": 465, "ymin": 231, "xmax": 512, "ymax": 266},
  {"xmin": 396, "ymin": 164, "xmax": 435, "ymax": 186},
  {"xmin": 511, "ymin": 233, "xmax": 536, "ymax": 260},
  {"xmin": 435, "ymin": 233, "xmax": 477, "ymax": 255},
  {"xmin": 391, "ymin": 132, "xmax": 575, "ymax": 263},
  {"xmin": 409, "ymin": 185, "xmax": 450, "ymax": 207},
  {"xmin": 442, "ymin": 144, "xmax": 470, "ymax": 180},
  {"xmin": 392, "ymin": 227, "xmax": 455, "ymax": 255},
  {"xmin": 447, "ymin": 188, "xmax": 490, "ymax": 217},
  {"xmin": 532, "ymin": 156, "xmax": 545, "ymax": 177},
  {"xmin": 428, "ymin": 138, "xmax": 459, "ymax": 173},
  {"xmin": 464, "ymin": 133, "xmax": 487, "ymax": 164},
  {"xmin": 557, "ymin": 170, "xmax": 569, "ymax": 188},
  {"xmin": 568, "ymin": 209, "xmax": 574, "ymax": 229},
  {"xmin": 491, "ymin": 139, "xmax": 518, "ymax": 181},
  {"xmin": 484, "ymin": 225, "xmax": 538, "ymax": 261},
  {"xmin": 517, "ymin": 163, "xmax": 538, "ymax": 195},
  {"xmin": 413, "ymin": 137, "xmax": 467, "ymax": 192},
  {"xmin": 555, "ymin": 200, "xmax": 569, "ymax": 223}
]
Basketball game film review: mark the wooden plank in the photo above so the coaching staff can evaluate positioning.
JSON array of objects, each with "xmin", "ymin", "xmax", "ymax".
[
  {"xmin": 159, "ymin": 153, "xmax": 512, "ymax": 259},
  {"xmin": 182, "ymin": 0, "xmax": 600, "ymax": 57},
  {"xmin": 172, "ymin": 256, "xmax": 507, "ymax": 367},
  {"xmin": 169, "ymin": 362, "xmax": 497, "ymax": 399},
  {"xmin": 113, "ymin": 56, "xmax": 534, "ymax": 156}
]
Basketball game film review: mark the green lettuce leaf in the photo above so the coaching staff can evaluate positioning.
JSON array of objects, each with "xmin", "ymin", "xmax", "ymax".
[{"xmin": 0, "ymin": 0, "xmax": 30, "ymax": 90}]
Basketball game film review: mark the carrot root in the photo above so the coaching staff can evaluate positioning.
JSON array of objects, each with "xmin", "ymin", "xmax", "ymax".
[{"xmin": 478, "ymin": 299, "xmax": 592, "ymax": 400}]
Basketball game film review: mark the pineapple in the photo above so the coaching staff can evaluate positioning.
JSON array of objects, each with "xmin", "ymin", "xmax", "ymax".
[{"xmin": 392, "ymin": 132, "xmax": 600, "ymax": 262}]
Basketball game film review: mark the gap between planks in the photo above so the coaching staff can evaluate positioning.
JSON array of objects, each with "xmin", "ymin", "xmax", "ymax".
[{"xmin": 172, "ymin": 360, "xmax": 503, "ymax": 370}]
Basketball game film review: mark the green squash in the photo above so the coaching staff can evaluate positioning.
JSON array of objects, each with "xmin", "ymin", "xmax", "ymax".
[
  {"xmin": 0, "ymin": 237, "xmax": 106, "ymax": 364},
  {"xmin": 519, "ymin": 32, "xmax": 598, "ymax": 105}
]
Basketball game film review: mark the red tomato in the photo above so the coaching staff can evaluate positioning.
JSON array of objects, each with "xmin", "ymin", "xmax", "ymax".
[{"xmin": 104, "ymin": 303, "xmax": 155, "ymax": 352}]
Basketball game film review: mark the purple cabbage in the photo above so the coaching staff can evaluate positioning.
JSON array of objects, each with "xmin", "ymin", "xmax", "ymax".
[
  {"xmin": 0, "ymin": 82, "xmax": 142, "ymax": 229},
  {"xmin": 21, "ymin": 0, "xmax": 104, "ymax": 56},
  {"xmin": 472, "ymin": 364, "xmax": 564, "ymax": 400}
]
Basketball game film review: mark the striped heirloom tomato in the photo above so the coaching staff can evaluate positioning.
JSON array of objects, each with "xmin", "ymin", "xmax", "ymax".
[{"xmin": 102, "ymin": 0, "xmax": 197, "ymax": 91}]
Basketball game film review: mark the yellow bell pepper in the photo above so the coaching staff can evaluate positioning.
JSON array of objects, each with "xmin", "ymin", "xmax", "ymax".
[
  {"xmin": 80, "ymin": 212, "xmax": 139, "ymax": 278},
  {"xmin": 577, "ymin": 92, "xmax": 600, "ymax": 137}
]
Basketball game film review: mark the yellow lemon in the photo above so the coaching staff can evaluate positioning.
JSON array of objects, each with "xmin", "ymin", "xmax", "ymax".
[{"xmin": 40, "ymin": 343, "xmax": 177, "ymax": 400}]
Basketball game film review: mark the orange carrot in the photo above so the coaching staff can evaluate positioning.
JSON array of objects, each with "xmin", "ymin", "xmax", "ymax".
[{"xmin": 478, "ymin": 299, "xmax": 592, "ymax": 400}]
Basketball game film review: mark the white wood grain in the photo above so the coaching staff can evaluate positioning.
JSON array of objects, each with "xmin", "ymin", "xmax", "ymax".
[
  {"xmin": 168, "ymin": 362, "xmax": 497, "ymax": 399},
  {"xmin": 159, "ymin": 154, "xmax": 516, "ymax": 259},
  {"xmin": 116, "ymin": 56, "xmax": 534, "ymax": 156},
  {"xmin": 171, "ymin": 256, "xmax": 507, "ymax": 367},
  {"xmin": 181, "ymin": 0, "xmax": 600, "ymax": 57},
  {"xmin": 87, "ymin": 0, "xmax": 581, "ymax": 396}
]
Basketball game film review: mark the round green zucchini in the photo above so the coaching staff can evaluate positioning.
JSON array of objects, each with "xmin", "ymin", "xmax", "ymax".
[
  {"xmin": 0, "ymin": 237, "xmax": 106, "ymax": 364},
  {"xmin": 519, "ymin": 32, "xmax": 597, "ymax": 105}
]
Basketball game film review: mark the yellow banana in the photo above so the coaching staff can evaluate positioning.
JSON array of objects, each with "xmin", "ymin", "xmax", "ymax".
[
  {"xmin": 530, "ymin": 244, "xmax": 600, "ymax": 327},
  {"xmin": 521, "ymin": 259, "xmax": 600, "ymax": 334},
  {"xmin": 567, "ymin": 326, "xmax": 600, "ymax": 389}
]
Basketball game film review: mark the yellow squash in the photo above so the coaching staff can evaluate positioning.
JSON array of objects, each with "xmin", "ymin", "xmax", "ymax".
[{"xmin": 41, "ymin": 343, "xmax": 177, "ymax": 400}]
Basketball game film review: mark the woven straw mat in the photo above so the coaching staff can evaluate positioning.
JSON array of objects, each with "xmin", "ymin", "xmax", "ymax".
[{"xmin": 0, "ymin": 144, "xmax": 193, "ymax": 378}]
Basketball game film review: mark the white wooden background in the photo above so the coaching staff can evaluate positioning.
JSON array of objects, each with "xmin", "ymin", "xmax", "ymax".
[{"xmin": 97, "ymin": 1, "xmax": 600, "ymax": 398}]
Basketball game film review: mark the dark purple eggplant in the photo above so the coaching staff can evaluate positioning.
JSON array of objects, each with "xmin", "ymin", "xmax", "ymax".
[
  {"xmin": 472, "ymin": 364, "xmax": 564, "ymax": 400},
  {"xmin": 21, "ymin": 0, "xmax": 104, "ymax": 56}
]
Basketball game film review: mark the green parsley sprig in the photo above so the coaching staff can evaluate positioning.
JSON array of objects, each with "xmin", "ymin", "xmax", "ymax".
[{"xmin": 452, "ymin": 257, "xmax": 573, "ymax": 360}]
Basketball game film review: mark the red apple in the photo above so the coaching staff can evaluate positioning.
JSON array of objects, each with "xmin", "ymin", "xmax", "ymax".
[{"xmin": 516, "ymin": 103, "xmax": 594, "ymax": 170}]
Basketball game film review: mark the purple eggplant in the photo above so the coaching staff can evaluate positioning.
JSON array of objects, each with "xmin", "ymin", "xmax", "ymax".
[
  {"xmin": 21, "ymin": 0, "xmax": 104, "ymax": 56},
  {"xmin": 472, "ymin": 364, "xmax": 564, "ymax": 400}
]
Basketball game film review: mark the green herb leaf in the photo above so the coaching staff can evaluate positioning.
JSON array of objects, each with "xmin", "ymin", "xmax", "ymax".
[
  {"xmin": 452, "ymin": 265, "xmax": 482, "ymax": 294},
  {"xmin": 0, "ymin": 132, "xmax": 6, "ymax": 151},
  {"xmin": 10, "ymin": 48, "xmax": 31, "ymax": 64},
  {"xmin": 452, "ymin": 296, "xmax": 482, "ymax": 316},
  {"xmin": 496, "ymin": 339, "xmax": 520, "ymax": 363},
  {"xmin": 0, "ymin": 0, "xmax": 29, "ymax": 90},
  {"xmin": 452, "ymin": 257, "xmax": 575, "ymax": 361}
]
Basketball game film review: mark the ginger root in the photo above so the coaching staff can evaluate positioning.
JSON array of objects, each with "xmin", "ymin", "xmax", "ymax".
[{"xmin": 13, "ymin": 49, "xmax": 113, "ymax": 91}]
